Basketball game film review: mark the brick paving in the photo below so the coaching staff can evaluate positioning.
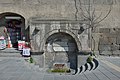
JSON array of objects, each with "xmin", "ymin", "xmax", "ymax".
[{"xmin": 0, "ymin": 56, "xmax": 120, "ymax": 80}]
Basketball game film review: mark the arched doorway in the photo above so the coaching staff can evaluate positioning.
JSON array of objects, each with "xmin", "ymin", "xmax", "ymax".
[
  {"xmin": 0, "ymin": 12, "xmax": 25, "ymax": 48},
  {"xmin": 45, "ymin": 32, "xmax": 78, "ymax": 70}
]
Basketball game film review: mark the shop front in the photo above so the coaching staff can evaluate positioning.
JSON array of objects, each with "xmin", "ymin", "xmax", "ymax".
[{"xmin": 0, "ymin": 12, "xmax": 25, "ymax": 49}]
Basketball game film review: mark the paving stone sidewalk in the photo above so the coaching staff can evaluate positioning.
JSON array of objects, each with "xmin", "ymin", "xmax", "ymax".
[{"xmin": 0, "ymin": 56, "xmax": 120, "ymax": 80}]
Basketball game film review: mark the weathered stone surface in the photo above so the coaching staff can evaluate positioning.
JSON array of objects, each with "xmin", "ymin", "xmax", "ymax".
[
  {"xmin": 79, "ymin": 34, "xmax": 89, "ymax": 51},
  {"xmin": 111, "ymin": 44, "xmax": 119, "ymax": 51},
  {"xmin": 0, "ymin": 0, "xmax": 14, "ymax": 3},
  {"xmin": 30, "ymin": 20, "xmax": 84, "ymax": 52},
  {"xmin": 110, "ymin": 28, "xmax": 117, "ymax": 33},
  {"xmin": 116, "ymin": 28, "xmax": 120, "ymax": 33},
  {"xmin": 99, "ymin": 37, "xmax": 116, "ymax": 44},
  {"xmin": 99, "ymin": 28, "xmax": 110, "ymax": 33},
  {"xmin": 116, "ymin": 37, "xmax": 120, "ymax": 44},
  {"xmin": 92, "ymin": 33, "xmax": 100, "ymax": 51},
  {"xmin": 99, "ymin": 38, "xmax": 111, "ymax": 45},
  {"xmin": 113, "ymin": 50, "xmax": 120, "ymax": 56},
  {"xmin": 97, "ymin": 28, "xmax": 120, "ymax": 54},
  {"xmin": 99, "ymin": 44, "xmax": 111, "ymax": 51},
  {"xmin": 77, "ymin": 55, "xmax": 89, "ymax": 67},
  {"xmin": 32, "ymin": 55, "xmax": 44, "ymax": 68},
  {"xmin": 100, "ymin": 51, "xmax": 112, "ymax": 55},
  {"xmin": 45, "ymin": 52, "xmax": 77, "ymax": 70},
  {"xmin": 99, "ymin": 44, "xmax": 119, "ymax": 54},
  {"xmin": 103, "ymin": 33, "xmax": 117, "ymax": 38}
]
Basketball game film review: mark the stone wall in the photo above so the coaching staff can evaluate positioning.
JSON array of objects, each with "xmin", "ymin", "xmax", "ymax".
[
  {"xmin": 0, "ymin": 0, "xmax": 120, "ymax": 55},
  {"xmin": 29, "ymin": 20, "xmax": 90, "ymax": 52},
  {"xmin": 0, "ymin": 0, "xmax": 120, "ymax": 29},
  {"xmin": 93, "ymin": 28, "xmax": 120, "ymax": 56}
]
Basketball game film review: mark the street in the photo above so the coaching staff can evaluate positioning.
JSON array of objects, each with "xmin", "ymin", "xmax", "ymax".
[{"xmin": 0, "ymin": 56, "xmax": 120, "ymax": 80}]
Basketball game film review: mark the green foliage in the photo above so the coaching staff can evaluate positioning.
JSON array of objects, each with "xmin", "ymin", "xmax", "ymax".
[
  {"xmin": 93, "ymin": 52, "xmax": 96, "ymax": 56},
  {"xmin": 49, "ymin": 68, "xmax": 71, "ymax": 73},
  {"xmin": 87, "ymin": 56, "xmax": 93, "ymax": 63},
  {"xmin": 29, "ymin": 57, "xmax": 34, "ymax": 63}
]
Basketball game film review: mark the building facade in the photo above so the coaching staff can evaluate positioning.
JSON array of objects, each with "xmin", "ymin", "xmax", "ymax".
[{"xmin": 0, "ymin": 0, "xmax": 120, "ymax": 70}]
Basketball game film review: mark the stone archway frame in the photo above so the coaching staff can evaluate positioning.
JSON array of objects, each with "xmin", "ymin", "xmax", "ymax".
[
  {"xmin": 0, "ymin": 12, "xmax": 25, "ymax": 20},
  {"xmin": 0, "ymin": 12, "xmax": 27, "ymax": 29},
  {"xmin": 0, "ymin": 12, "xmax": 26, "ymax": 29},
  {"xmin": 41, "ymin": 29, "xmax": 82, "ymax": 52},
  {"xmin": 0, "ymin": 12, "xmax": 26, "ymax": 47}
]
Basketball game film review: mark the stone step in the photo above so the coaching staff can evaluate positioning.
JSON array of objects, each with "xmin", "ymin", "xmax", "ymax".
[
  {"xmin": 0, "ymin": 48, "xmax": 21, "ymax": 53},
  {"xmin": 0, "ymin": 48, "xmax": 22, "ymax": 57},
  {"xmin": 0, "ymin": 53, "xmax": 22, "ymax": 57}
]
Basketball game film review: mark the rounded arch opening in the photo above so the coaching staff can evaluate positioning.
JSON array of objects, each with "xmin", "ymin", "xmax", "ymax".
[
  {"xmin": 40, "ymin": 29, "xmax": 81, "ymax": 52},
  {"xmin": 45, "ymin": 32, "xmax": 78, "ymax": 52},
  {"xmin": 0, "ymin": 12, "xmax": 26, "ymax": 48},
  {"xmin": 45, "ymin": 32, "xmax": 78, "ymax": 70}
]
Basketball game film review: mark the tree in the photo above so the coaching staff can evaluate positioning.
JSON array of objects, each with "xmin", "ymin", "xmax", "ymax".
[{"xmin": 74, "ymin": 0, "xmax": 113, "ymax": 54}]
